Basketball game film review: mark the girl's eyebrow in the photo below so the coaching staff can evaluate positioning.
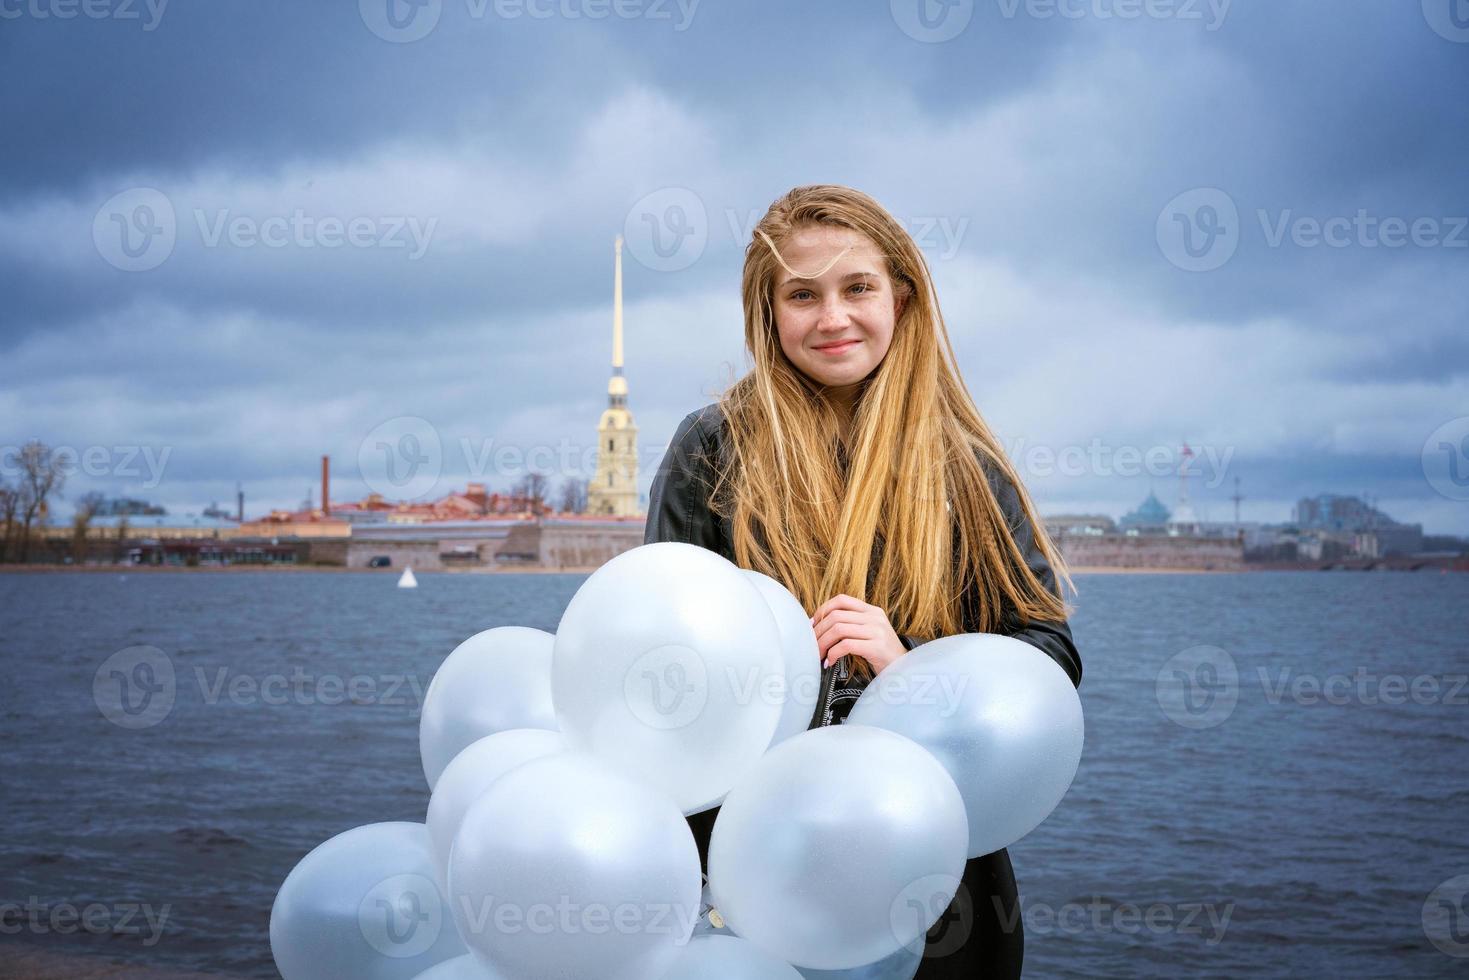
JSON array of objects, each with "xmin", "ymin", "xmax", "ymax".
[{"xmin": 778, "ymin": 271, "xmax": 880, "ymax": 289}]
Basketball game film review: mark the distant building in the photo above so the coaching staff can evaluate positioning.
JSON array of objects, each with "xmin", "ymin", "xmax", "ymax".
[
  {"xmin": 1237, "ymin": 494, "xmax": 1427, "ymax": 562},
  {"xmin": 51, "ymin": 513, "xmax": 238, "ymax": 541},
  {"xmin": 1167, "ymin": 502, "xmax": 1201, "ymax": 537},
  {"xmin": 340, "ymin": 514, "xmax": 643, "ymax": 570},
  {"xmin": 1044, "ymin": 514, "xmax": 1116, "ymax": 537},
  {"xmin": 1354, "ymin": 528, "xmax": 1424, "ymax": 559},
  {"xmin": 200, "ymin": 500, "xmax": 239, "ymax": 521},
  {"xmin": 225, "ymin": 474, "xmax": 637, "ymax": 567},
  {"xmin": 331, "ymin": 492, "xmax": 397, "ymax": 525},
  {"xmin": 1293, "ymin": 493, "xmax": 1423, "ymax": 556},
  {"xmin": 125, "ymin": 540, "xmax": 299, "ymax": 567},
  {"xmin": 588, "ymin": 235, "xmax": 641, "ymax": 517},
  {"xmin": 1055, "ymin": 533, "xmax": 1246, "ymax": 570},
  {"xmin": 1118, "ymin": 490, "xmax": 1170, "ymax": 534},
  {"xmin": 238, "ymin": 510, "xmax": 351, "ymax": 539},
  {"xmin": 98, "ymin": 497, "xmax": 166, "ymax": 516},
  {"xmin": 1049, "ymin": 483, "xmax": 1246, "ymax": 569},
  {"xmin": 1296, "ymin": 493, "xmax": 1380, "ymax": 531}
]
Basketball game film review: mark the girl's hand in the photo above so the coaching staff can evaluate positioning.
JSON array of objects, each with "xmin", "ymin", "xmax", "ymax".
[{"xmin": 810, "ymin": 593, "xmax": 906, "ymax": 675}]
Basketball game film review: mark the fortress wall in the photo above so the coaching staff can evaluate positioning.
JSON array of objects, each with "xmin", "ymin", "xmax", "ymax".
[{"xmin": 1058, "ymin": 534, "xmax": 1245, "ymax": 570}]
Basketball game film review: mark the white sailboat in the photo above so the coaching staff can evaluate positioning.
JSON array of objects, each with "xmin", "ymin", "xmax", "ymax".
[{"xmin": 397, "ymin": 566, "xmax": 418, "ymax": 589}]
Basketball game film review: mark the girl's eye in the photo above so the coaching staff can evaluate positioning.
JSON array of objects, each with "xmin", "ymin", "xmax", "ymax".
[{"xmin": 790, "ymin": 284, "xmax": 871, "ymax": 301}]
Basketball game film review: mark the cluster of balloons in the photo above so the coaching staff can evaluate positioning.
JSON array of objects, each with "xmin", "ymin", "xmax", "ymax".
[{"xmin": 270, "ymin": 542, "xmax": 1084, "ymax": 979}]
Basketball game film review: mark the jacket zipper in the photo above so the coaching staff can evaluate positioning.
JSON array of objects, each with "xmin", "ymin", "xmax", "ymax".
[{"xmin": 808, "ymin": 661, "xmax": 835, "ymax": 729}]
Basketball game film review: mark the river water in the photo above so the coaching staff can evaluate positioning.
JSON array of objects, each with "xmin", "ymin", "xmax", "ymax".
[{"xmin": 0, "ymin": 570, "xmax": 1464, "ymax": 978}]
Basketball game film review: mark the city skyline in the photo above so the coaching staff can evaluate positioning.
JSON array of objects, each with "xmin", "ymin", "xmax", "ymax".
[{"xmin": 30, "ymin": 455, "xmax": 1447, "ymax": 544}]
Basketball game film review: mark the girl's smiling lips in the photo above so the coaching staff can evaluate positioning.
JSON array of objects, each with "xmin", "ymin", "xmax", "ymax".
[{"xmin": 813, "ymin": 339, "xmax": 861, "ymax": 355}]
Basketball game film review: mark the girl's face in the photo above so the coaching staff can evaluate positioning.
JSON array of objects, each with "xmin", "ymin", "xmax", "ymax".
[{"xmin": 771, "ymin": 224, "xmax": 906, "ymax": 394}]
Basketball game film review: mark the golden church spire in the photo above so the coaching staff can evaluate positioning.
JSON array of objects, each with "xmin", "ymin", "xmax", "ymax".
[{"xmin": 588, "ymin": 235, "xmax": 640, "ymax": 516}]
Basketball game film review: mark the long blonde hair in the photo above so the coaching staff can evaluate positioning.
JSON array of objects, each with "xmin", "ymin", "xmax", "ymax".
[{"xmin": 710, "ymin": 184, "xmax": 1073, "ymax": 680}]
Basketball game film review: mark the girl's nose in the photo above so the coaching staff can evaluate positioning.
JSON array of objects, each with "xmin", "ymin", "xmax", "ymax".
[{"xmin": 815, "ymin": 305, "xmax": 850, "ymax": 330}]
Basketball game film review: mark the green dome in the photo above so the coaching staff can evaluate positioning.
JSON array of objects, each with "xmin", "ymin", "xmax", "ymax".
[{"xmin": 1120, "ymin": 490, "xmax": 1171, "ymax": 527}]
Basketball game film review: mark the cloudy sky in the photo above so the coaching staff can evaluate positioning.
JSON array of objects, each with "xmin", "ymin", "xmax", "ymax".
[{"xmin": 2, "ymin": 0, "xmax": 1466, "ymax": 533}]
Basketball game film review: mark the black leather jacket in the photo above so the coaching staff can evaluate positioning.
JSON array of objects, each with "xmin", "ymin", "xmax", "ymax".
[{"xmin": 644, "ymin": 404, "xmax": 1083, "ymax": 724}]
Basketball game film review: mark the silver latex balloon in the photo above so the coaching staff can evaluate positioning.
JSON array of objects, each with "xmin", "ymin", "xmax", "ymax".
[
  {"xmin": 271, "ymin": 822, "xmax": 467, "ymax": 980},
  {"xmin": 741, "ymin": 570, "xmax": 821, "ymax": 748},
  {"xmin": 426, "ymin": 729, "xmax": 565, "ymax": 890},
  {"xmin": 410, "ymin": 953, "xmax": 499, "ymax": 979},
  {"xmin": 447, "ymin": 752, "xmax": 702, "ymax": 980},
  {"xmin": 420, "ymin": 627, "xmax": 558, "ymax": 790},
  {"xmin": 659, "ymin": 934, "xmax": 804, "ymax": 979},
  {"xmin": 552, "ymin": 542, "xmax": 785, "ymax": 815},
  {"xmin": 795, "ymin": 943, "xmax": 923, "ymax": 980},
  {"xmin": 708, "ymin": 725, "xmax": 968, "ymax": 971},
  {"xmin": 697, "ymin": 885, "xmax": 921, "ymax": 980},
  {"xmin": 846, "ymin": 633, "xmax": 1084, "ymax": 858}
]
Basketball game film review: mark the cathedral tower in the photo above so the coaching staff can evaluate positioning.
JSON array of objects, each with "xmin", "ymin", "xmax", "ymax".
[{"xmin": 587, "ymin": 235, "xmax": 640, "ymax": 516}]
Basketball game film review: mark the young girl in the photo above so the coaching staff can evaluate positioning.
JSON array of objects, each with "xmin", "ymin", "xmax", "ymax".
[{"xmin": 644, "ymin": 184, "xmax": 1082, "ymax": 979}]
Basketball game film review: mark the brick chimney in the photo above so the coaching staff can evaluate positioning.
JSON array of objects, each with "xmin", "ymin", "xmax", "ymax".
[{"xmin": 321, "ymin": 455, "xmax": 330, "ymax": 516}]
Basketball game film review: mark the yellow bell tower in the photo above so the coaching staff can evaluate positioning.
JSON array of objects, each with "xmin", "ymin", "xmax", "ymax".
[{"xmin": 588, "ymin": 235, "xmax": 640, "ymax": 516}]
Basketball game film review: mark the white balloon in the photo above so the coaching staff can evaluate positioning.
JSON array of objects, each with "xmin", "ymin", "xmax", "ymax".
[
  {"xmin": 693, "ymin": 883, "xmax": 920, "ymax": 980},
  {"xmin": 447, "ymin": 752, "xmax": 702, "ymax": 980},
  {"xmin": 795, "ymin": 943, "xmax": 922, "ymax": 980},
  {"xmin": 271, "ymin": 822, "xmax": 467, "ymax": 980},
  {"xmin": 552, "ymin": 542, "xmax": 785, "ymax": 814},
  {"xmin": 741, "ymin": 570, "xmax": 821, "ymax": 747},
  {"xmin": 709, "ymin": 725, "xmax": 968, "ymax": 971},
  {"xmin": 847, "ymin": 633, "xmax": 1084, "ymax": 858},
  {"xmin": 659, "ymin": 934, "xmax": 804, "ymax": 979},
  {"xmin": 411, "ymin": 953, "xmax": 499, "ymax": 979},
  {"xmin": 420, "ymin": 627, "xmax": 557, "ymax": 790},
  {"xmin": 426, "ymin": 729, "xmax": 565, "ymax": 890}
]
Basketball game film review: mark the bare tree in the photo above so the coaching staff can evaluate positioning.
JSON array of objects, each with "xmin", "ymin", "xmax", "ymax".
[
  {"xmin": 557, "ymin": 476, "xmax": 588, "ymax": 515},
  {"xmin": 0, "ymin": 478, "xmax": 17, "ymax": 563},
  {"xmin": 512, "ymin": 472, "xmax": 550, "ymax": 511},
  {"xmin": 527, "ymin": 472, "xmax": 549, "ymax": 505},
  {"xmin": 71, "ymin": 491, "xmax": 105, "ymax": 565},
  {"xmin": 117, "ymin": 514, "xmax": 131, "ymax": 565},
  {"xmin": 17, "ymin": 441, "xmax": 67, "ymax": 564}
]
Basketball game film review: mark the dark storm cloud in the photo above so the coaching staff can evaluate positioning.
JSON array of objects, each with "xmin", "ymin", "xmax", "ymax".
[{"xmin": 1, "ymin": 0, "xmax": 1466, "ymax": 531}]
